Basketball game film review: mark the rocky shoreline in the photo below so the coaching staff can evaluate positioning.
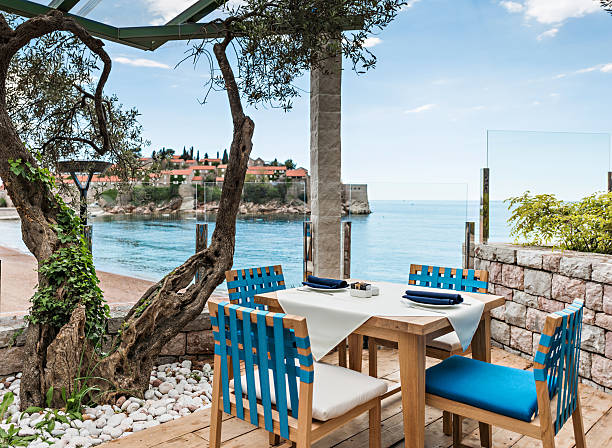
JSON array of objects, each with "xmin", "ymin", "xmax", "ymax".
[{"xmin": 101, "ymin": 198, "xmax": 371, "ymax": 216}]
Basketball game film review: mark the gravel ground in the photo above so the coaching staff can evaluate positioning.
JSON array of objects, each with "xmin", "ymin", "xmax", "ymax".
[{"xmin": 0, "ymin": 360, "xmax": 213, "ymax": 448}]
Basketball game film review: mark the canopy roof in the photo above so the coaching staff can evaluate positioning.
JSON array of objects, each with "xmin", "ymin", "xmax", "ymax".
[
  {"xmin": 0, "ymin": 0, "xmax": 234, "ymax": 50},
  {"xmin": 0, "ymin": 0, "xmax": 361, "ymax": 51}
]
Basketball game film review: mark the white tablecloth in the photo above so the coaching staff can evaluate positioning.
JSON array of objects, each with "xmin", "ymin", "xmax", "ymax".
[{"xmin": 276, "ymin": 282, "xmax": 485, "ymax": 361}]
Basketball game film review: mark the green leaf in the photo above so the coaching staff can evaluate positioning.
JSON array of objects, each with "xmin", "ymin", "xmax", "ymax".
[
  {"xmin": 46, "ymin": 386, "xmax": 54, "ymax": 408},
  {"xmin": 24, "ymin": 406, "xmax": 43, "ymax": 414}
]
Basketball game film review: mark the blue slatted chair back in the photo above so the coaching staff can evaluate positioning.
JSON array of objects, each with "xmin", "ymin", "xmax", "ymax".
[
  {"xmin": 408, "ymin": 264, "xmax": 488, "ymax": 293},
  {"xmin": 210, "ymin": 300, "xmax": 314, "ymax": 440},
  {"xmin": 533, "ymin": 299, "xmax": 584, "ymax": 435},
  {"xmin": 226, "ymin": 265, "xmax": 286, "ymax": 309}
]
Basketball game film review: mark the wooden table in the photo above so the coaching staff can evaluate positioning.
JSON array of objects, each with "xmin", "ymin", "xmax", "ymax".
[{"xmin": 255, "ymin": 282, "xmax": 505, "ymax": 448}]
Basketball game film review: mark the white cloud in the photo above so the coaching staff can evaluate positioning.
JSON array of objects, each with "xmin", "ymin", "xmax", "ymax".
[
  {"xmin": 551, "ymin": 62, "xmax": 612, "ymax": 79},
  {"xmin": 537, "ymin": 27, "xmax": 559, "ymax": 40},
  {"xmin": 363, "ymin": 37, "xmax": 382, "ymax": 48},
  {"xmin": 550, "ymin": 92, "xmax": 560, "ymax": 98},
  {"xmin": 143, "ymin": 0, "xmax": 199, "ymax": 25},
  {"xmin": 524, "ymin": 0, "xmax": 600, "ymax": 25},
  {"xmin": 531, "ymin": 100, "xmax": 541, "ymax": 106},
  {"xmin": 404, "ymin": 103, "xmax": 436, "ymax": 114},
  {"xmin": 114, "ymin": 57, "xmax": 171, "ymax": 69},
  {"xmin": 500, "ymin": 1, "xmax": 524, "ymax": 13},
  {"xmin": 400, "ymin": 0, "xmax": 421, "ymax": 11},
  {"xmin": 576, "ymin": 65, "xmax": 599, "ymax": 73},
  {"xmin": 500, "ymin": 0, "xmax": 600, "ymax": 40}
]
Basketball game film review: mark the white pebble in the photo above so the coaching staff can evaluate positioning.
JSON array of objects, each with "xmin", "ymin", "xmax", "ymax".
[
  {"xmin": 144, "ymin": 389, "xmax": 155, "ymax": 400},
  {"xmin": 18, "ymin": 427, "xmax": 35, "ymax": 436},
  {"xmin": 107, "ymin": 413, "xmax": 125, "ymax": 428},
  {"xmin": 95, "ymin": 417, "xmax": 106, "ymax": 429},
  {"xmin": 181, "ymin": 360, "xmax": 192, "ymax": 370},
  {"xmin": 158, "ymin": 382, "xmax": 173, "ymax": 394},
  {"xmin": 168, "ymin": 389, "xmax": 179, "ymax": 398},
  {"xmin": 157, "ymin": 414, "xmax": 173, "ymax": 423},
  {"xmin": 126, "ymin": 402, "xmax": 141, "ymax": 413},
  {"xmin": 131, "ymin": 412, "xmax": 147, "ymax": 422}
]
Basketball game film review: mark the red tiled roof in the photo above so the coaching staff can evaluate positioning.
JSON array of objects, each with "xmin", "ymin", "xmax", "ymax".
[
  {"xmin": 163, "ymin": 169, "xmax": 191, "ymax": 176},
  {"xmin": 217, "ymin": 164, "xmax": 228, "ymax": 169},
  {"xmin": 286, "ymin": 169, "xmax": 307, "ymax": 177},
  {"xmin": 191, "ymin": 165, "xmax": 216, "ymax": 171},
  {"xmin": 192, "ymin": 176, "xmax": 202, "ymax": 181},
  {"xmin": 246, "ymin": 168, "xmax": 276, "ymax": 175},
  {"xmin": 184, "ymin": 160, "xmax": 197, "ymax": 164},
  {"xmin": 215, "ymin": 177, "xmax": 225, "ymax": 182},
  {"xmin": 249, "ymin": 165, "xmax": 287, "ymax": 171},
  {"xmin": 202, "ymin": 158, "xmax": 221, "ymax": 163}
]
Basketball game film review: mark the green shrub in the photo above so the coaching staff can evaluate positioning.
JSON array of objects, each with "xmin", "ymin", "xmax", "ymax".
[
  {"xmin": 131, "ymin": 185, "xmax": 179, "ymax": 205},
  {"xmin": 196, "ymin": 185, "xmax": 222, "ymax": 203},
  {"xmin": 100, "ymin": 189, "xmax": 118, "ymax": 203},
  {"xmin": 0, "ymin": 197, "xmax": 6, "ymax": 207},
  {"xmin": 507, "ymin": 191, "xmax": 612, "ymax": 254},
  {"xmin": 243, "ymin": 183, "xmax": 283, "ymax": 204}
]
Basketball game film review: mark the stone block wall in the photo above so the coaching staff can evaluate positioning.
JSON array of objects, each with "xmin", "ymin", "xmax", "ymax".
[
  {"xmin": 0, "ymin": 305, "xmax": 215, "ymax": 376},
  {"xmin": 475, "ymin": 243, "xmax": 612, "ymax": 392}
]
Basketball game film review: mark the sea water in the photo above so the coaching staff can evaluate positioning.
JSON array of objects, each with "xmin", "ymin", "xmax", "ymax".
[{"xmin": 0, "ymin": 200, "xmax": 512, "ymax": 288}]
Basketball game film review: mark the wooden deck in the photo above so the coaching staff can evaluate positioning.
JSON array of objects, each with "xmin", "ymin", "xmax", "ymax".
[{"xmin": 101, "ymin": 347, "xmax": 612, "ymax": 448}]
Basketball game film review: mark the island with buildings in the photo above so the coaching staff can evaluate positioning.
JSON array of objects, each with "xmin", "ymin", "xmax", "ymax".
[{"xmin": 0, "ymin": 151, "xmax": 371, "ymax": 217}]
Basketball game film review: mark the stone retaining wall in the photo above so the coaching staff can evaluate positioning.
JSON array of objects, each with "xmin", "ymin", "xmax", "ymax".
[
  {"xmin": 0, "ymin": 305, "xmax": 215, "ymax": 376},
  {"xmin": 475, "ymin": 243, "xmax": 612, "ymax": 392}
]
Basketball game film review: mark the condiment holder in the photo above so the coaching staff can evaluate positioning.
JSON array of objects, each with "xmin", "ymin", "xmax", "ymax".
[{"xmin": 350, "ymin": 282, "xmax": 372, "ymax": 298}]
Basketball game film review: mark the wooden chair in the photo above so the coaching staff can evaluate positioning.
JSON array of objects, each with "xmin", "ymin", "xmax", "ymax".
[
  {"xmin": 367, "ymin": 264, "xmax": 488, "ymax": 434},
  {"xmin": 209, "ymin": 298, "xmax": 386, "ymax": 448},
  {"xmin": 425, "ymin": 299, "xmax": 586, "ymax": 448},
  {"xmin": 226, "ymin": 265, "xmax": 348, "ymax": 368},
  {"xmin": 225, "ymin": 265, "xmax": 286, "ymax": 310}
]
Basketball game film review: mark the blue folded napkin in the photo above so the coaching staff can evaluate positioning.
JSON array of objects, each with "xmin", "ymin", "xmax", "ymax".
[
  {"xmin": 403, "ymin": 289, "xmax": 463, "ymax": 305},
  {"xmin": 302, "ymin": 275, "xmax": 348, "ymax": 289}
]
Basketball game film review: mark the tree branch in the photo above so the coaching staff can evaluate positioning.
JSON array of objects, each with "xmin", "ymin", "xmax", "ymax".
[
  {"xmin": 213, "ymin": 34, "xmax": 245, "ymax": 126},
  {"xmin": 3, "ymin": 10, "xmax": 112, "ymax": 156}
]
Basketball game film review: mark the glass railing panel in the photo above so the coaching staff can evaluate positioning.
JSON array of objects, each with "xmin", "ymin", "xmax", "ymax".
[
  {"xmin": 344, "ymin": 182, "xmax": 469, "ymax": 284},
  {"xmin": 486, "ymin": 130, "xmax": 611, "ymax": 243},
  {"xmin": 198, "ymin": 180, "xmax": 308, "ymax": 288}
]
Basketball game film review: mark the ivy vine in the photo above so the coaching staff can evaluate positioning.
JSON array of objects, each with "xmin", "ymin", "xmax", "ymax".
[{"xmin": 9, "ymin": 158, "xmax": 109, "ymax": 339}]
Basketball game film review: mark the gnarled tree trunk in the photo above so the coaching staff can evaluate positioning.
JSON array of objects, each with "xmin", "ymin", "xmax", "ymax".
[{"xmin": 0, "ymin": 11, "xmax": 254, "ymax": 409}]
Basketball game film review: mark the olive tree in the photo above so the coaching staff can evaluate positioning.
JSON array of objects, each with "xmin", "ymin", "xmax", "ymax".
[{"xmin": 0, "ymin": 1, "xmax": 405, "ymax": 408}]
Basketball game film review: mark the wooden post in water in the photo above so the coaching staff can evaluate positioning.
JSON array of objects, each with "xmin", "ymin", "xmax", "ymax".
[
  {"xmin": 83, "ymin": 225, "xmax": 93, "ymax": 252},
  {"xmin": 342, "ymin": 221, "xmax": 351, "ymax": 279},
  {"xmin": 195, "ymin": 223, "xmax": 208, "ymax": 283},
  {"xmin": 463, "ymin": 221, "xmax": 475, "ymax": 269},
  {"xmin": 608, "ymin": 172, "xmax": 612, "ymax": 192},
  {"xmin": 303, "ymin": 221, "xmax": 313, "ymax": 282},
  {"xmin": 480, "ymin": 168, "xmax": 489, "ymax": 244}
]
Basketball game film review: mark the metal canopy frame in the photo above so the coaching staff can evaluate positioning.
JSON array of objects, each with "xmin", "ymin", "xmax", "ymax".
[
  {"xmin": 0, "ymin": 0, "xmax": 360, "ymax": 51},
  {"xmin": 0, "ymin": 0, "xmax": 233, "ymax": 50}
]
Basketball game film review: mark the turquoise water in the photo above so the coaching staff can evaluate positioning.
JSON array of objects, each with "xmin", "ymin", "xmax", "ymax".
[{"xmin": 0, "ymin": 200, "xmax": 512, "ymax": 287}]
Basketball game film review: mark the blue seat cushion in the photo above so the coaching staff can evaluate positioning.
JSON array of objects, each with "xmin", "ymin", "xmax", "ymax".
[{"xmin": 426, "ymin": 355, "xmax": 538, "ymax": 422}]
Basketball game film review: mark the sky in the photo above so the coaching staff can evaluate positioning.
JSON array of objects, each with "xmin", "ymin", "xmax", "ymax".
[{"xmin": 30, "ymin": 0, "xmax": 612, "ymax": 200}]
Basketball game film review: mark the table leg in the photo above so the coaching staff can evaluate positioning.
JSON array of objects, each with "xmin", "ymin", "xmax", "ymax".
[
  {"xmin": 398, "ymin": 332, "xmax": 425, "ymax": 448},
  {"xmin": 348, "ymin": 334, "xmax": 363, "ymax": 372},
  {"xmin": 471, "ymin": 313, "xmax": 492, "ymax": 448}
]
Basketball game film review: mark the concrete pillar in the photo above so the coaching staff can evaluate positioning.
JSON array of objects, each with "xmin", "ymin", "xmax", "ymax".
[{"xmin": 310, "ymin": 51, "xmax": 342, "ymax": 278}]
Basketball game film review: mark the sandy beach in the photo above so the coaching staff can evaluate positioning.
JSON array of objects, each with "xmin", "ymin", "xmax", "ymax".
[{"xmin": 0, "ymin": 245, "xmax": 156, "ymax": 315}]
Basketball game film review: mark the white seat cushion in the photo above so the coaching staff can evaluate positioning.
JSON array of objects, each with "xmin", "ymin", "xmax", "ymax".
[
  {"xmin": 427, "ymin": 332, "xmax": 463, "ymax": 352},
  {"xmin": 230, "ymin": 362, "xmax": 387, "ymax": 421}
]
